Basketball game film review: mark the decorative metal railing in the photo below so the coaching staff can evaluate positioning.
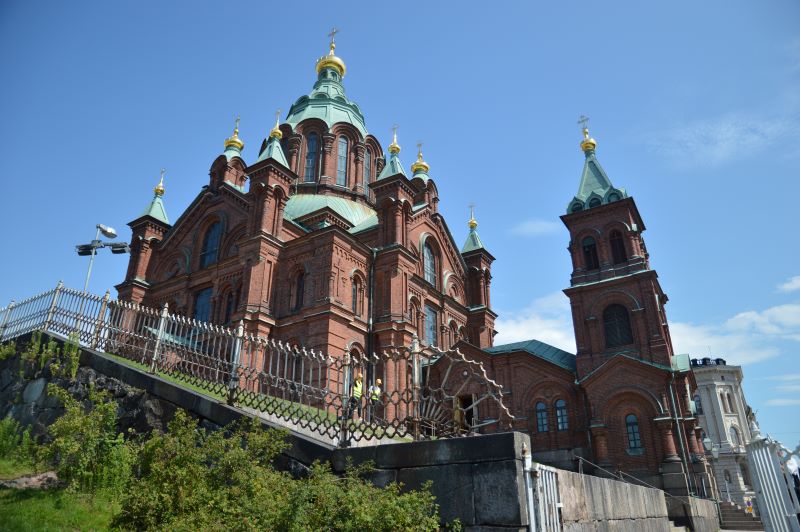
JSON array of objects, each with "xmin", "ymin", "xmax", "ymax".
[{"xmin": 0, "ymin": 282, "xmax": 514, "ymax": 446}]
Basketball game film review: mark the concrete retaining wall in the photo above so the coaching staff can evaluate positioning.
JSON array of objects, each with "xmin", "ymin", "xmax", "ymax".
[{"xmin": 557, "ymin": 469, "xmax": 672, "ymax": 531}]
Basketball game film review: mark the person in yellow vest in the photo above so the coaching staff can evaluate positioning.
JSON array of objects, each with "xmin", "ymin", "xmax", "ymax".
[
  {"xmin": 368, "ymin": 378, "xmax": 382, "ymax": 423},
  {"xmin": 346, "ymin": 373, "xmax": 364, "ymax": 420}
]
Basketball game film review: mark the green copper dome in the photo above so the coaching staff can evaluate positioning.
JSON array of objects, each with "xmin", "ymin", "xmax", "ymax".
[
  {"xmin": 283, "ymin": 194, "xmax": 377, "ymax": 233},
  {"xmin": 285, "ymin": 67, "xmax": 368, "ymax": 138}
]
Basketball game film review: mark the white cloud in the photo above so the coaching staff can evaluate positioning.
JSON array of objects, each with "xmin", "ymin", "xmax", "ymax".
[
  {"xmin": 764, "ymin": 374, "xmax": 800, "ymax": 382},
  {"xmin": 494, "ymin": 292, "xmax": 576, "ymax": 352},
  {"xmin": 647, "ymin": 113, "xmax": 798, "ymax": 166},
  {"xmin": 670, "ymin": 321, "xmax": 780, "ymax": 365},
  {"xmin": 776, "ymin": 384, "xmax": 800, "ymax": 393},
  {"xmin": 510, "ymin": 219, "xmax": 561, "ymax": 237},
  {"xmin": 778, "ymin": 276, "xmax": 800, "ymax": 293},
  {"xmin": 724, "ymin": 304, "xmax": 800, "ymax": 339},
  {"xmin": 765, "ymin": 398, "xmax": 800, "ymax": 407}
]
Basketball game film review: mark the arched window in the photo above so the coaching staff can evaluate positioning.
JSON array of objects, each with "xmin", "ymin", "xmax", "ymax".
[
  {"xmin": 222, "ymin": 287, "xmax": 239, "ymax": 324},
  {"xmin": 292, "ymin": 272, "xmax": 305, "ymax": 311},
  {"xmin": 720, "ymin": 392, "xmax": 729, "ymax": 413},
  {"xmin": 582, "ymin": 236, "xmax": 599, "ymax": 270},
  {"xmin": 304, "ymin": 133, "xmax": 318, "ymax": 182},
  {"xmin": 336, "ymin": 136, "xmax": 348, "ymax": 186},
  {"xmin": 626, "ymin": 414, "xmax": 642, "ymax": 450},
  {"xmin": 726, "ymin": 393, "xmax": 736, "ymax": 413},
  {"xmin": 603, "ymin": 304, "xmax": 633, "ymax": 348},
  {"xmin": 351, "ymin": 277, "xmax": 362, "ymax": 316},
  {"xmin": 423, "ymin": 241, "xmax": 437, "ymax": 286},
  {"xmin": 536, "ymin": 402, "xmax": 548, "ymax": 432},
  {"xmin": 555, "ymin": 399, "xmax": 569, "ymax": 431},
  {"xmin": 193, "ymin": 287, "xmax": 213, "ymax": 323},
  {"xmin": 589, "ymin": 197, "xmax": 601, "ymax": 208},
  {"xmin": 694, "ymin": 394, "xmax": 703, "ymax": 415},
  {"xmin": 364, "ymin": 148, "xmax": 372, "ymax": 188},
  {"xmin": 424, "ymin": 304, "xmax": 438, "ymax": 346},
  {"xmin": 729, "ymin": 426, "xmax": 741, "ymax": 446},
  {"xmin": 200, "ymin": 222, "xmax": 222, "ymax": 268},
  {"xmin": 610, "ymin": 230, "xmax": 627, "ymax": 264}
]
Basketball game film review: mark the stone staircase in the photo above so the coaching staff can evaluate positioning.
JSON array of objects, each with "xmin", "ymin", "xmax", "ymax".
[{"xmin": 719, "ymin": 501, "xmax": 764, "ymax": 530}]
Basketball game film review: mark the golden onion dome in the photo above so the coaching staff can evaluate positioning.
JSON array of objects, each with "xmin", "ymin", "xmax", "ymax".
[
  {"xmin": 388, "ymin": 126, "xmax": 401, "ymax": 155},
  {"xmin": 316, "ymin": 41, "xmax": 346, "ymax": 77},
  {"xmin": 411, "ymin": 144, "xmax": 429, "ymax": 174},
  {"xmin": 154, "ymin": 169, "xmax": 165, "ymax": 197},
  {"xmin": 224, "ymin": 117, "xmax": 244, "ymax": 151},
  {"xmin": 580, "ymin": 127, "xmax": 597, "ymax": 152},
  {"xmin": 269, "ymin": 110, "xmax": 282, "ymax": 140}
]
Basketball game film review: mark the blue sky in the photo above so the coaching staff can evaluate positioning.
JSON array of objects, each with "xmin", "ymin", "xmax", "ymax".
[{"xmin": 0, "ymin": 1, "xmax": 798, "ymax": 445}]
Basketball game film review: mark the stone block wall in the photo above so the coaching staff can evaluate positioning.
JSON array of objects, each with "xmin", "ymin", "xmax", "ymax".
[{"xmin": 556, "ymin": 468, "xmax": 672, "ymax": 531}]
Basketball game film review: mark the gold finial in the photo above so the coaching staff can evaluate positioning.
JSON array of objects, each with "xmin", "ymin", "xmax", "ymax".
[
  {"xmin": 411, "ymin": 141, "xmax": 430, "ymax": 174},
  {"xmin": 316, "ymin": 27, "xmax": 346, "ymax": 77},
  {"xmin": 577, "ymin": 115, "xmax": 596, "ymax": 152},
  {"xmin": 154, "ymin": 168, "xmax": 166, "ymax": 197},
  {"xmin": 224, "ymin": 115, "xmax": 245, "ymax": 151},
  {"xmin": 269, "ymin": 109, "xmax": 282, "ymax": 139},
  {"xmin": 388, "ymin": 124, "xmax": 401, "ymax": 154},
  {"xmin": 468, "ymin": 203, "xmax": 477, "ymax": 230}
]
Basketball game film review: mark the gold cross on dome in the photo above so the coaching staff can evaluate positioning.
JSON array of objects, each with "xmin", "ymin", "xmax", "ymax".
[
  {"xmin": 577, "ymin": 115, "xmax": 590, "ymax": 129},
  {"xmin": 468, "ymin": 203, "xmax": 475, "ymax": 220},
  {"xmin": 160, "ymin": 168, "xmax": 166, "ymax": 182},
  {"xmin": 328, "ymin": 27, "xmax": 339, "ymax": 46},
  {"xmin": 416, "ymin": 142, "xmax": 423, "ymax": 157},
  {"xmin": 234, "ymin": 116, "xmax": 240, "ymax": 130}
]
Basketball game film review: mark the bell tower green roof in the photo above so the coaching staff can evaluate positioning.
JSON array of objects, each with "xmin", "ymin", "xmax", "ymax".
[{"xmin": 566, "ymin": 126, "xmax": 628, "ymax": 214}]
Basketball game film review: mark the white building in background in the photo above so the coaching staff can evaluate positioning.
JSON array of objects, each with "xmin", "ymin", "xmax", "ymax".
[{"xmin": 691, "ymin": 357, "xmax": 756, "ymax": 507}]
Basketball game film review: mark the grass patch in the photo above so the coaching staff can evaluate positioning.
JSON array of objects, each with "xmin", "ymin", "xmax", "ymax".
[
  {"xmin": 0, "ymin": 457, "xmax": 36, "ymax": 480},
  {"xmin": 0, "ymin": 488, "xmax": 116, "ymax": 531}
]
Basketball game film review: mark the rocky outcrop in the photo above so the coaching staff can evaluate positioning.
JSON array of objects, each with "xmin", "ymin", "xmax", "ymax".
[{"xmin": 0, "ymin": 337, "xmax": 194, "ymax": 439}]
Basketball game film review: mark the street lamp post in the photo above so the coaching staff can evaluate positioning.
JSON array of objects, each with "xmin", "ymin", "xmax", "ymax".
[{"xmin": 76, "ymin": 224, "xmax": 130, "ymax": 294}]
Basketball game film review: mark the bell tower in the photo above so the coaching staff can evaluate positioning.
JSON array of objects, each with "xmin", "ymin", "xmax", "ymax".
[{"xmin": 560, "ymin": 124, "xmax": 675, "ymax": 379}]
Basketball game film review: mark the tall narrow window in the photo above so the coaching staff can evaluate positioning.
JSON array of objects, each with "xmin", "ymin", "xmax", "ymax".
[
  {"xmin": 293, "ymin": 272, "xmax": 304, "ymax": 311},
  {"xmin": 694, "ymin": 394, "xmax": 703, "ymax": 415},
  {"xmin": 726, "ymin": 393, "xmax": 736, "ymax": 413},
  {"xmin": 304, "ymin": 133, "xmax": 318, "ymax": 182},
  {"xmin": 729, "ymin": 426, "xmax": 741, "ymax": 446},
  {"xmin": 364, "ymin": 148, "xmax": 372, "ymax": 188},
  {"xmin": 582, "ymin": 237, "xmax": 599, "ymax": 270},
  {"xmin": 351, "ymin": 277, "xmax": 361, "ymax": 316},
  {"xmin": 720, "ymin": 392, "xmax": 729, "ymax": 413},
  {"xmin": 626, "ymin": 414, "xmax": 642, "ymax": 450},
  {"xmin": 536, "ymin": 402, "xmax": 548, "ymax": 432},
  {"xmin": 337, "ymin": 136, "xmax": 348, "ymax": 186},
  {"xmin": 603, "ymin": 304, "xmax": 633, "ymax": 348},
  {"xmin": 423, "ymin": 242, "xmax": 436, "ymax": 286},
  {"xmin": 193, "ymin": 287, "xmax": 213, "ymax": 323},
  {"xmin": 555, "ymin": 399, "xmax": 569, "ymax": 431},
  {"xmin": 200, "ymin": 222, "xmax": 222, "ymax": 268},
  {"xmin": 424, "ymin": 304, "xmax": 438, "ymax": 346},
  {"xmin": 223, "ymin": 288, "xmax": 238, "ymax": 324},
  {"xmin": 610, "ymin": 230, "xmax": 627, "ymax": 264}
]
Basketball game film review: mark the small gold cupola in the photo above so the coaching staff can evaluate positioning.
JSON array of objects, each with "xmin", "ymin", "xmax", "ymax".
[
  {"xmin": 269, "ymin": 109, "xmax": 282, "ymax": 140},
  {"xmin": 154, "ymin": 168, "xmax": 166, "ymax": 197},
  {"xmin": 224, "ymin": 116, "xmax": 245, "ymax": 151},
  {"xmin": 411, "ymin": 142, "xmax": 430, "ymax": 174},
  {"xmin": 388, "ymin": 124, "xmax": 401, "ymax": 154},
  {"xmin": 578, "ymin": 115, "xmax": 596, "ymax": 153},
  {"xmin": 315, "ymin": 27, "xmax": 346, "ymax": 77}
]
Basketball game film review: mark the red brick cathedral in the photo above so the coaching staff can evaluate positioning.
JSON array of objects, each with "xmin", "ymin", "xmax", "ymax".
[{"xmin": 117, "ymin": 40, "xmax": 708, "ymax": 495}]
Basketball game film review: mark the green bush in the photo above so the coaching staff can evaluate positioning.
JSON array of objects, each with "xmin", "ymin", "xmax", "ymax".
[
  {"xmin": 0, "ymin": 340, "xmax": 16, "ymax": 361},
  {"xmin": 112, "ymin": 412, "xmax": 442, "ymax": 531},
  {"xmin": 43, "ymin": 384, "xmax": 136, "ymax": 494},
  {"xmin": 0, "ymin": 416, "xmax": 37, "ymax": 467}
]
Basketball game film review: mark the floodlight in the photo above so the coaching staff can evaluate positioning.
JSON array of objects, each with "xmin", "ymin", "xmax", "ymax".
[
  {"xmin": 98, "ymin": 224, "xmax": 117, "ymax": 239},
  {"xmin": 76, "ymin": 244, "xmax": 94, "ymax": 256},
  {"xmin": 109, "ymin": 243, "xmax": 130, "ymax": 254}
]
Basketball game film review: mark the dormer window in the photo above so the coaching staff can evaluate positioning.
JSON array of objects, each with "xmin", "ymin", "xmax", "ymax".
[{"xmin": 589, "ymin": 197, "xmax": 601, "ymax": 208}]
